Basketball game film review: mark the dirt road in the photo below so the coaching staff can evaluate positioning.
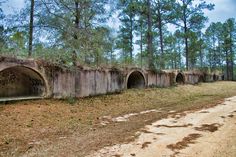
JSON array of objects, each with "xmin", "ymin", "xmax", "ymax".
[{"xmin": 87, "ymin": 96, "xmax": 236, "ymax": 157}]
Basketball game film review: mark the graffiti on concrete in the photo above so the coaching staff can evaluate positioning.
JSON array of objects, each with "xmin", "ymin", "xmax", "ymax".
[
  {"xmin": 0, "ymin": 67, "xmax": 45, "ymax": 98},
  {"xmin": 29, "ymin": 77, "xmax": 44, "ymax": 94},
  {"xmin": 0, "ymin": 71, "xmax": 17, "ymax": 86}
]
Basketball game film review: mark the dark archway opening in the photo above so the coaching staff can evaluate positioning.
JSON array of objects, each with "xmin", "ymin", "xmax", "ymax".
[
  {"xmin": 222, "ymin": 75, "xmax": 224, "ymax": 80},
  {"xmin": 176, "ymin": 73, "xmax": 185, "ymax": 84},
  {"xmin": 198, "ymin": 75, "xmax": 205, "ymax": 83},
  {"xmin": 213, "ymin": 74, "xmax": 217, "ymax": 81},
  {"xmin": 0, "ymin": 66, "xmax": 46, "ymax": 99},
  {"xmin": 127, "ymin": 71, "xmax": 145, "ymax": 89}
]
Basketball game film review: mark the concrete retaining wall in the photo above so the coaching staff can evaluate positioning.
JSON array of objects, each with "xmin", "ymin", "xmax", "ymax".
[{"xmin": 0, "ymin": 57, "xmax": 222, "ymax": 100}]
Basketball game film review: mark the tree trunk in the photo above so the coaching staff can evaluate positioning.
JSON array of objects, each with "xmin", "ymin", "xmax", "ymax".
[
  {"xmin": 28, "ymin": 0, "xmax": 34, "ymax": 57},
  {"xmin": 72, "ymin": 1, "xmax": 79, "ymax": 66},
  {"xmin": 140, "ymin": 21, "xmax": 143, "ymax": 68},
  {"xmin": 199, "ymin": 35, "xmax": 203, "ymax": 68},
  {"xmin": 226, "ymin": 50, "xmax": 230, "ymax": 80},
  {"xmin": 147, "ymin": 0, "xmax": 154, "ymax": 69},
  {"xmin": 130, "ymin": 12, "xmax": 133, "ymax": 63},
  {"xmin": 178, "ymin": 41, "xmax": 181, "ymax": 69},
  {"xmin": 230, "ymin": 32, "xmax": 234, "ymax": 80},
  {"xmin": 157, "ymin": 0, "xmax": 164, "ymax": 69},
  {"xmin": 183, "ymin": 3, "xmax": 189, "ymax": 70},
  {"xmin": 184, "ymin": 23, "xmax": 189, "ymax": 70},
  {"xmin": 199, "ymin": 48, "xmax": 203, "ymax": 68}
]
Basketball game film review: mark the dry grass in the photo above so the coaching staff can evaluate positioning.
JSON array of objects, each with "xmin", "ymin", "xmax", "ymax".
[{"xmin": 1, "ymin": 81, "xmax": 236, "ymax": 156}]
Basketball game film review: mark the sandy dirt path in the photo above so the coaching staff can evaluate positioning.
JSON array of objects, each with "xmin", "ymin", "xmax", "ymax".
[{"xmin": 87, "ymin": 96, "xmax": 236, "ymax": 157}]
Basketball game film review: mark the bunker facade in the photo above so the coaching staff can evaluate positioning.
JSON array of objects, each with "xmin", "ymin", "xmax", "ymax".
[{"xmin": 0, "ymin": 57, "xmax": 221, "ymax": 100}]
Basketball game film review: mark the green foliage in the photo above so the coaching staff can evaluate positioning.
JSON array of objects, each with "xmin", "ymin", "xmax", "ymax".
[
  {"xmin": 116, "ymin": 0, "xmax": 138, "ymax": 64},
  {"xmin": 0, "ymin": 2, "xmax": 6, "ymax": 51},
  {"xmin": 1, "ymin": 0, "xmax": 235, "ymax": 75},
  {"xmin": 66, "ymin": 97, "xmax": 77, "ymax": 105},
  {"xmin": 172, "ymin": 0, "xmax": 214, "ymax": 70}
]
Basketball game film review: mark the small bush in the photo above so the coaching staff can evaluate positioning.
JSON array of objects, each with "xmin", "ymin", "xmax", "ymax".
[{"xmin": 67, "ymin": 97, "xmax": 77, "ymax": 105}]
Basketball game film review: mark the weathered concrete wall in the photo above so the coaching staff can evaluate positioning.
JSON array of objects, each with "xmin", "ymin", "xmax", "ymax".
[
  {"xmin": 53, "ymin": 68, "xmax": 76, "ymax": 98},
  {"xmin": 0, "ymin": 57, "xmax": 222, "ymax": 100},
  {"xmin": 76, "ymin": 68, "xmax": 123, "ymax": 97},
  {"xmin": 146, "ymin": 71, "xmax": 175, "ymax": 88},
  {"xmin": 184, "ymin": 73, "xmax": 200, "ymax": 84}
]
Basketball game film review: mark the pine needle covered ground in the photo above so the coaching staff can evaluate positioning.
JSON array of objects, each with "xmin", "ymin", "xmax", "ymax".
[{"xmin": 0, "ymin": 81, "xmax": 236, "ymax": 156}]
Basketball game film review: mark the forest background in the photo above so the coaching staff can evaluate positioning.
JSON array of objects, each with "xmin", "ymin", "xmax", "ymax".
[{"xmin": 0, "ymin": 0, "xmax": 236, "ymax": 80}]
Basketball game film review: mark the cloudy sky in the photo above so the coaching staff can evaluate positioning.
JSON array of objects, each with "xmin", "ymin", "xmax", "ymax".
[
  {"xmin": 1, "ymin": 0, "xmax": 236, "ymax": 26},
  {"xmin": 204, "ymin": 0, "xmax": 236, "ymax": 23}
]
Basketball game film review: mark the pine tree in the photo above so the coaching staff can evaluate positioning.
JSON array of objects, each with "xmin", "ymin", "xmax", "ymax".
[
  {"xmin": 116, "ymin": 0, "xmax": 137, "ymax": 64},
  {"xmin": 28, "ymin": 0, "xmax": 34, "ymax": 57},
  {"xmin": 153, "ymin": 0, "xmax": 175, "ymax": 69},
  {"xmin": 146, "ymin": 0, "xmax": 154, "ymax": 69},
  {"xmin": 172, "ymin": 0, "xmax": 214, "ymax": 70},
  {"xmin": 0, "ymin": 1, "xmax": 5, "ymax": 51},
  {"xmin": 40, "ymin": 0, "xmax": 110, "ymax": 65},
  {"xmin": 223, "ymin": 18, "xmax": 235, "ymax": 80}
]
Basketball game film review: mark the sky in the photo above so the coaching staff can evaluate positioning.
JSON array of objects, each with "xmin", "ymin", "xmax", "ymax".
[
  {"xmin": 1, "ymin": 0, "xmax": 25, "ymax": 14},
  {"xmin": 1, "ymin": 0, "xmax": 236, "ymax": 27},
  {"xmin": 204, "ymin": 0, "xmax": 236, "ymax": 24},
  {"xmin": 1, "ymin": 0, "xmax": 236, "ymax": 36}
]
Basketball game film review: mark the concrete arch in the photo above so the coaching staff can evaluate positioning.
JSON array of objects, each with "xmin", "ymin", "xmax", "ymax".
[
  {"xmin": 0, "ymin": 65, "xmax": 48, "ymax": 99},
  {"xmin": 176, "ymin": 72, "xmax": 185, "ymax": 84},
  {"xmin": 126, "ymin": 70, "xmax": 146, "ymax": 89}
]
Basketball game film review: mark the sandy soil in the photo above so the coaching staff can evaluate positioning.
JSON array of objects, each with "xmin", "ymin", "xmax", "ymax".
[{"xmin": 87, "ymin": 96, "xmax": 236, "ymax": 157}]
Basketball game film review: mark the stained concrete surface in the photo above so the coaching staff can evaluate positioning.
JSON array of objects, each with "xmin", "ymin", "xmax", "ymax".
[{"xmin": 0, "ymin": 57, "xmax": 221, "ymax": 100}]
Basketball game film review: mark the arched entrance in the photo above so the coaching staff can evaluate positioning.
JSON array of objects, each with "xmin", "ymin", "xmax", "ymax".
[
  {"xmin": 213, "ymin": 74, "xmax": 217, "ymax": 81},
  {"xmin": 127, "ymin": 71, "xmax": 145, "ymax": 89},
  {"xmin": 198, "ymin": 75, "xmax": 205, "ymax": 83},
  {"xmin": 0, "ymin": 66, "xmax": 46, "ymax": 99},
  {"xmin": 176, "ymin": 73, "xmax": 185, "ymax": 84}
]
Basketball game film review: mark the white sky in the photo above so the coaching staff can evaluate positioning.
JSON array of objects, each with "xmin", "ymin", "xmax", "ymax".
[
  {"xmin": 2, "ymin": 0, "xmax": 25, "ymax": 14},
  {"xmin": 2, "ymin": 0, "xmax": 236, "ymax": 23},
  {"xmin": 204, "ymin": 0, "xmax": 236, "ymax": 24}
]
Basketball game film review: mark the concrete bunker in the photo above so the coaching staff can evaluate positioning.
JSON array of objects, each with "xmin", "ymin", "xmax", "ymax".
[
  {"xmin": 0, "ymin": 66, "xmax": 46, "ymax": 98},
  {"xmin": 127, "ymin": 71, "xmax": 145, "ymax": 89},
  {"xmin": 176, "ymin": 73, "xmax": 185, "ymax": 84}
]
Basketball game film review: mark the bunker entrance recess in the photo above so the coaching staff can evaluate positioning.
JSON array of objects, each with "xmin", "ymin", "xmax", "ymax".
[
  {"xmin": 127, "ymin": 71, "xmax": 145, "ymax": 89},
  {"xmin": 0, "ymin": 66, "xmax": 46, "ymax": 99},
  {"xmin": 213, "ymin": 74, "xmax": 217, "ymax": 81},
  {"xmin": 176, "ymin": 73, "xmax": 185, "ymax": 84},
  {"xmin": 198, "ymin": 75, "xmax": 206, "ymax": 82}
]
